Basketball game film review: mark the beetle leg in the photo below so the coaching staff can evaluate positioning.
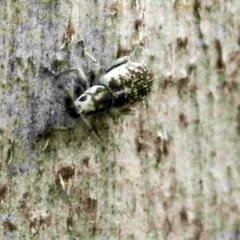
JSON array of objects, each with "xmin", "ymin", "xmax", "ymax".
[
  {"xmin": 77, "ymin": 40, "xmax": 102, "ymax": 87},
  {"xmin": 77, "ymin": 40, "xmax": 98, "ymax": 64},
  {"xmin": 80, "ymin": 114, "xmax": 103, "ymax": 142},
  {"xmin": 55, "ymin": 67, "xmax": 87, "ymax": 83},
  {"xmin": 52, "ymin": 115, "xmax": 103, "ymax": 143},
  {"xmin": 52, "ymin": 67, "xmax": 88, "ymax": 118},
  {"xmin": 54, "ymin": 67, "xmax": 88, "ymax": 94}
]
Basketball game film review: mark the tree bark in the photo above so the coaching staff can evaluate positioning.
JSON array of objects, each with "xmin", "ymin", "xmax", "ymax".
[{"xmin": 0, "ymin": 0, "xmax": 240, "ymax": 239}]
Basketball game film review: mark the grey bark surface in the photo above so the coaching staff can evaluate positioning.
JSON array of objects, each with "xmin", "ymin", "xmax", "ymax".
[{"xmin": 0, "ymin": 0, "xmax": 240, "ymax": 239}]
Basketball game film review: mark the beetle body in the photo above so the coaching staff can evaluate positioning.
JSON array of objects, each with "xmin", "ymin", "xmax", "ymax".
[{"xmin": 74, "ymin": 58, "xmax": 154, "ymax": 115}]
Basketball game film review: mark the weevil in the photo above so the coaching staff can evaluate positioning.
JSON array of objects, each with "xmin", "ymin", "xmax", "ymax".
[
  {"xmin": 53, "ymin": 41, "xmax": 154, "ymax": 140},
  {"xmin": 73, "ymin": 42, "xmax": 154, "ymax": 115}
]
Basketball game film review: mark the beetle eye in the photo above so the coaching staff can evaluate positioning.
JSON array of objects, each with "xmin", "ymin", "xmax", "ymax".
[{"xmin": 78, "ymin": 95, "xmax": 88, "ymax": 102}]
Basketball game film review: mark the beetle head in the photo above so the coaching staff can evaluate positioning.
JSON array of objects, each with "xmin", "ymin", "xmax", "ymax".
[{"xmin": 74, "ymin": 85, "xmax": 111, "ymax": 114}]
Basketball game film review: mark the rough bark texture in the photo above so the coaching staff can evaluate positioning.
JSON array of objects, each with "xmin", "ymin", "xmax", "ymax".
[{"xmin": 1, "ymin": 0, "xmax": 240, "ymax": 239}]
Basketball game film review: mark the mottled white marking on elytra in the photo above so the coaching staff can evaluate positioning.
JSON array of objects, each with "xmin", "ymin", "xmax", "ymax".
[
  {"xmin": 98, "ymin": 62, "xmax": 149, "ymax": 85},
  {"xmin": 85, "ymin": 85, "xmax": 105, "ymax": 94},
  {"xmin": 129, "ymin": 66, "xmax": 135, "ymax": 71},
  {"xmin": 74, "ymin": 59, "xmax": 154, "ymax": 114}
]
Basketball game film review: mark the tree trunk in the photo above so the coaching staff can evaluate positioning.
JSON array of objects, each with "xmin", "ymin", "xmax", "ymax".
[{"xmin": 0, "ymin": 0, "xmax": 240, "ymax": 239}]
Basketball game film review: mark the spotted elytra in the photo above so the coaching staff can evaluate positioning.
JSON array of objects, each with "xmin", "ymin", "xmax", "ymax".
[{"xmin": 74, "ymin": 55, "xmax": 154, "ymax": 115}]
